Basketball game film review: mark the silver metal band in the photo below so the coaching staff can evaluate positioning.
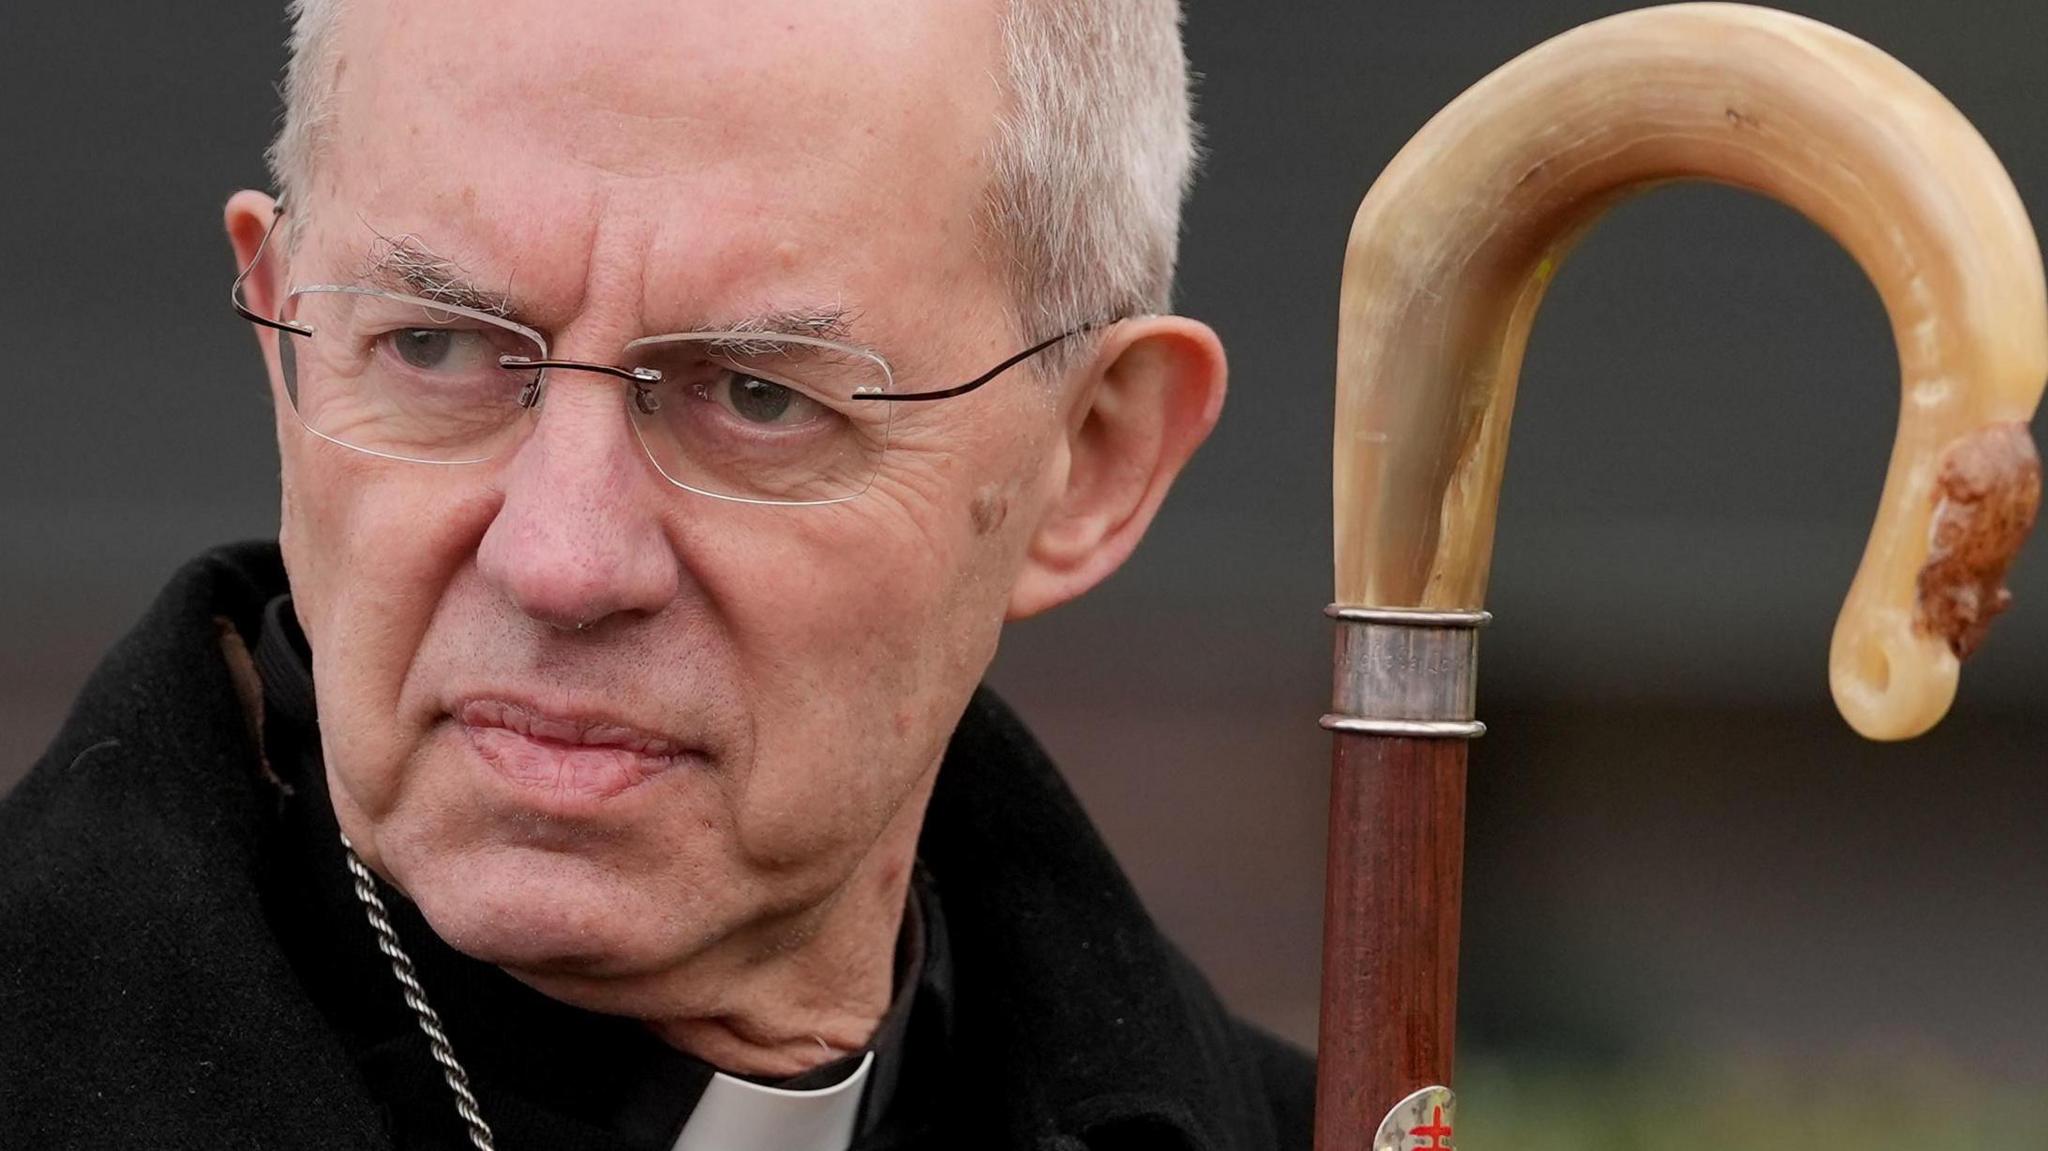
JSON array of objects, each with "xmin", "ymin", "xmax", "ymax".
[
  {"xmin": 1325, "ymin": 603, "xmax": 1488, "ymax": 740},
  {"xmin": 1324, "ymin": 605, "xmax": 1493, "ymax": 628},
  {"xmin": 1319, "ymin": 716, "xmax": 1488, "ymax": 738}
]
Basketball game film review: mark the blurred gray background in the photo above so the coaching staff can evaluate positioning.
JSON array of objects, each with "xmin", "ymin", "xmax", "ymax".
[{"xmin": 6, "ymin": 0, "xmax": 2046, "ymax": 1129}]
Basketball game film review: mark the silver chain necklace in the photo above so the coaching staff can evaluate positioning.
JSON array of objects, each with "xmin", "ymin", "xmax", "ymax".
[{"xmin": 340, "ymin": 834, "xmax": 499, "ymax": 1151}]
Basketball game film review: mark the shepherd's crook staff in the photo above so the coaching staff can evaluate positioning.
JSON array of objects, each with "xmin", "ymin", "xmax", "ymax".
[{"xmin": 1315, "ymin": 5, "xmax": 2047, "ymax": 1147}]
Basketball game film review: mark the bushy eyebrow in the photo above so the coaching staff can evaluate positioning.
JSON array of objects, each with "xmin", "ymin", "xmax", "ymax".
[
  {"xmin": 355, "ymin": 228, "xmax": 518, "ymax": 317},
  {"xmin": 345, "ymin": 221, "xmax": 867, "ymax": 351},
  {"xmin": 700, "ymin": 307, "xmax": 861, "ymax": 355}
]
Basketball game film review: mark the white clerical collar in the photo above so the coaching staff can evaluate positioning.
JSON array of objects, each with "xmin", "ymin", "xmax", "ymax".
[{"xmin": 671, "ymin": 1050, "xmax": 875, "ymax": 1151}]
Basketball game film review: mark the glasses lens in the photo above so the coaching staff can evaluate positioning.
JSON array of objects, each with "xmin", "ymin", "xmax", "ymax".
[
  {"xmin": 623, "ymin": 333, "xmax": 893, "ymax": 505},
  {"xmin": 278, "ymin": 288, "xmax": 543, "ymax": 464}
]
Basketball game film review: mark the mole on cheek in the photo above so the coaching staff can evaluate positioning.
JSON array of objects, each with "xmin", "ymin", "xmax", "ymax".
[{"xmin": 968, "ymin": 487, "xmax": 1009, "ymax": 537}]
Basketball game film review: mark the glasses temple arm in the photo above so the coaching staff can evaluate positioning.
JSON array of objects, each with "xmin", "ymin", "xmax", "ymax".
[
  {"xmin": 858, "ymin": 319, "xmax": 1117, "ymax": 403},
  {"xmin": 230, "ymin": 202, "xmax": 314, "ymax": 337}
]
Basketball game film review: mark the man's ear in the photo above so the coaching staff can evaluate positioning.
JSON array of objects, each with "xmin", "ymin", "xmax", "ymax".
[
  {"xmin": 1006, "ymin": 315, "xmax": 1227, "ymax": 620},
  {"xmin": 224, "ymin": 190, "xmax": 286, "ymax": 390}
]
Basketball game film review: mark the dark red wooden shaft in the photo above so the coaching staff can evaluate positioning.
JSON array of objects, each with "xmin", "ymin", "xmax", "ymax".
[{"xmin": 1311, "ymin": 732, "xmax": 1468, "ymax": 1150}]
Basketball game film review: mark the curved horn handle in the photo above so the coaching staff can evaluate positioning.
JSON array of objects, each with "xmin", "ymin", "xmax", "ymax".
[{"xmin": 1335, "ymin": 2, "xmax": 2046, "ymax": 739}]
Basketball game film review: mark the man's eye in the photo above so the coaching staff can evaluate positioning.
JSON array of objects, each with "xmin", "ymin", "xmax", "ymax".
[
  {"xmin": 710, "ymin": 375, "xmax": 823, "ymax": 426},
  {"xmin": 382, "ymin": 328, "xmax": 492, "ymax": 373}
]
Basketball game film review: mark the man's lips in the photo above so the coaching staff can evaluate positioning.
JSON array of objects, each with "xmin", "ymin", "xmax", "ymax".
[{"xmin": 456, "ymin": 698, "xmax": 695, "ymax": 803}]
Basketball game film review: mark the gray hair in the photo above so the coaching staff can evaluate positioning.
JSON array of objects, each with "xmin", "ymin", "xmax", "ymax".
[
  {"xmin": 265, "ymin": 0, "xmax": 344, "ymax": 221},
  {"xmin": 267, "ymin": 0, "xmax": 1200, "ymax": 369},
  {"xmin": 983, "ymin": 0, "xmax": 1199, "ymax": 368}
]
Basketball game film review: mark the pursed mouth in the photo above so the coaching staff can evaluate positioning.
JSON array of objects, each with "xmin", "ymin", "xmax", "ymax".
[
  {"xmin": 456, "ymin": 698, "xmax": 690, "ymax": 757},
  {"xmin": 455, "ymin": 698, "xmax": 697, "ymax": 803}
]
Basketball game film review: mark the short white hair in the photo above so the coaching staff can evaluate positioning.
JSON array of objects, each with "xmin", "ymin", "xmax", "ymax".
[
  {"xmin": 982, "ymin": 0, "xmax": 1200, "ymax": 366},
  {"xmin": 266, "ymin": 0, "xmax": 344, "ymax": 223},
  {"xmin": 267, "ymin": 0, "xmax": 1200, "ymax": 366}
]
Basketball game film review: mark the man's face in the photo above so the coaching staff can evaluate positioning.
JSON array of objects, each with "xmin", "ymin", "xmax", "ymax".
[{"xmin": 261, "ymin": 0, "xmax": 1059, "ymax": 1011}]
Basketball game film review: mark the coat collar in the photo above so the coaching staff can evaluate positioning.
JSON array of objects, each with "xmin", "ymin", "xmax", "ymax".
[{"xmin": 922, "ymin": 691, "xmax": 1284, "ymax": 1151}]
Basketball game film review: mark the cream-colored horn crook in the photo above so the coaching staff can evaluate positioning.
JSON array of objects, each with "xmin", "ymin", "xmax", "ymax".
[{"xmin": 1335, "ymin": 2, "xmax": 2046, "ymax": 740}]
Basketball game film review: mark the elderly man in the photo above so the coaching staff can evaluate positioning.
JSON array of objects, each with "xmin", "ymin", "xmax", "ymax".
[{"xmin": 0, "ymin": 0, "xmax": 1312, "ymax": 1148}]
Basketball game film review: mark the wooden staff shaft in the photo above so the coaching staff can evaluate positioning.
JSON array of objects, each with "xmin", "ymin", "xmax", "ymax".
[{"xmin": 1312, "ymin": 734, "xmax": 1466, "ymax": 1149}]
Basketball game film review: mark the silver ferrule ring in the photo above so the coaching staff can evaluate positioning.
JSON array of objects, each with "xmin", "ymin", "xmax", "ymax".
[
  {"xmin": 1323, "ymin": 603, "xmax": 1487, "ymax": 740},
  {"xmin": 1324, "ymin": 605, "xmax": 1493, "ymax": 628}
]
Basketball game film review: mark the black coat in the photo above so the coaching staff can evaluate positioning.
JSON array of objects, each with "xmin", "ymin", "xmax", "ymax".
[{"xmin": 0, "ymin": 543, "xmax": 1314, "ymax": 1150}]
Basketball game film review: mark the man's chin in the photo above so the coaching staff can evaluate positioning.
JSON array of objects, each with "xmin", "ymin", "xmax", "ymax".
[{"xmin": 394, "ymin": 843, "xmax": 694, "ymax": 981}]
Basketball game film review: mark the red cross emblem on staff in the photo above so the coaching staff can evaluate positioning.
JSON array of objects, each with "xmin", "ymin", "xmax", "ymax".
[{"xmin": 1409, "ymin": 1104, "xmax": 1454, "ymax": 1150}]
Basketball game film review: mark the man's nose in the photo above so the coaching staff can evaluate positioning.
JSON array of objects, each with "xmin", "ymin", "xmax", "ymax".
[{"xmin": 476, "ymin": 373, "xmax": 683, "ymax": 630}]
